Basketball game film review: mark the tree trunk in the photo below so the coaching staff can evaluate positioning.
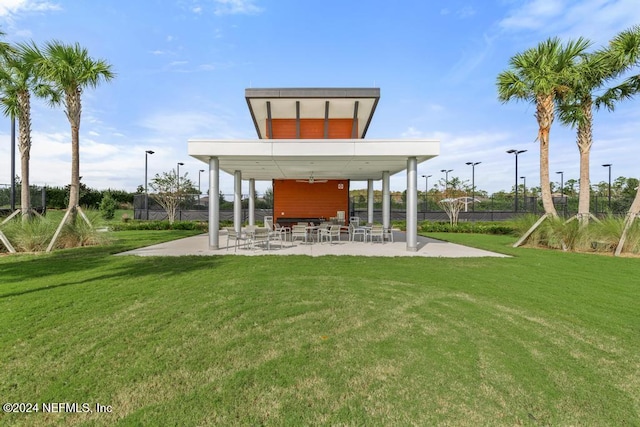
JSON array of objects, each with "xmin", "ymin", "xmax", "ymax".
[
  {"xmin": 615, "ymin": 183, "xmax": 640, "ymax": 256},
  {"xmin": 66, "ymin": 89, "xmax": 82, "ymax": 223},
  {"xmin": 18, "ymin": 91, "xmax": 32, "ymax": 221},
  {"xmin": 577, "ymin": 98, "xmax": 593, "ymax": 226},
  {"xmin": 536, "ymin": 94, "xmax": 558, "ymax": 217}
]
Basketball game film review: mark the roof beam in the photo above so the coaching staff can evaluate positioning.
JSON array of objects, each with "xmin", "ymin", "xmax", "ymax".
[
  {"xmin": 324, "ymin": 101, "xmax": 329, "ymax": 139},
  {"xmin": 266, "ymin": 101, "xmax": 272, "ymax": 139},
  {"xmin": 296, "ymin": 101, "xmax": 300, "ymax": 139},
  {"xmin": 351, "ymin": 101, "xmax": 359, "ymax": 139}
]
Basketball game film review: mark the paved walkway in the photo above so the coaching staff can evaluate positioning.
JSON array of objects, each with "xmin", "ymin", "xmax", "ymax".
[{"xmin": 117, "ymin": 231, "xmax": 509, "ymax": 258}]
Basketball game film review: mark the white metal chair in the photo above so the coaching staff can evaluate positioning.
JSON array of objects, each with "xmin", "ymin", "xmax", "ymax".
[
  {"xmin": 369, "ymin": 224, "xmax": 384, "ymax": 243},
  {"xmin": 250, "ymin": 227, "xmax": 270, "ymax": 250},
  {"xmin": 225, "ymin": 227, "xmax": 248, "ymax": 252},
  {"xmin": 319, "ymin": 224, "xmax": 341, "ymax": 244},
  {"xmin": 291, "ymin": 225, "xmax": 308, "ymax": 243},
  {"xmin": 349, "ymin": 222, "xmax": 367, "ymax": 242},
  {"xmin": 264, "ymin": 216, "xmax": 290, "ymax": 246}
]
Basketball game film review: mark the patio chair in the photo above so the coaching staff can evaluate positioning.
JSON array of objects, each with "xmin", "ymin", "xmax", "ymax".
[
  {"xmin": 383, "ymin": 227, "xmax": 394, "ymax": 243},
  {"xmin": 349, "ymin": 216, "xmax": 360, "ymax": 227},
  {"xmin": 225, "ymin": 227, "xmax": 248, "ymax": 252},
  {"xmin": 369, "ymin": 224, "xmax": 384, "ymax": 243},
  {"xmin": 250, "ymin": 227, "xmax": 270, "ymax": 250},
  {"xmin": 291, "ymin": 225, "xmax": 308, "ymax": 243},
  {"xmin": 319, "ymin": 224, "xmax": 341, "ymax": 244},
  {"xmin": 264, "ymin": 216, "xmax": 290, "ymax": 246},
  {"xmin": 349, "ymin": 222, "xmax": 367, "ymax": 242}
]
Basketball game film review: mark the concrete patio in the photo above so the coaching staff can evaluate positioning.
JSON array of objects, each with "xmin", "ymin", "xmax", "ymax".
[{"xmin": 117, "ymin": 231, "xmax": 510, "ymax": 258}]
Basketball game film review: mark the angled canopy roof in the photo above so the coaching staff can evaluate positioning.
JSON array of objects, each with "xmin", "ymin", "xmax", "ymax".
[
  {"xmin": 245, "ymin": 88, "xmax": 380, "ymax": 139},
  {"xmin": 189, "ymin": 87, "xmax": 439, "ymax": 181}
]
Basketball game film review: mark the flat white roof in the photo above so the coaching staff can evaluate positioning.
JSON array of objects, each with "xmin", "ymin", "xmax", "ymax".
[{"xmin": 188, "ymin": 138, "xmax": 439, "ymax": 180}]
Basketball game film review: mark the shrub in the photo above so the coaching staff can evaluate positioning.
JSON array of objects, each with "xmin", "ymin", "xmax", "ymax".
[
  {"xmin": 1, "ymin": 217, "xmax": 56, "ymax": 252},
  {"xmin": 419, "ymin": 221, "xmax": 516, "ymax": 235},
  {"xmin": 99, "ymin": 193, "xmax": 117, "ymax": 220},
  {"xmin": 109, "ymin": 220, "xmax": 208, "ymax": 232},
  {"xmin": 55, "ymin": 211, "xmax": 110, "ymax": 249}
]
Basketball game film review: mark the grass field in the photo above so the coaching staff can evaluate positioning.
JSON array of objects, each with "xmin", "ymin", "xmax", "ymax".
[{"xmin": 0, "ymin": 231, "xmax": 638, "ymax": 426}]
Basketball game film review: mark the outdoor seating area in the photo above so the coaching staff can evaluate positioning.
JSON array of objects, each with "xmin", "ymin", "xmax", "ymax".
[{"xmin": 226, "ymin": 216, "xmax": 395, "ymax": 253}]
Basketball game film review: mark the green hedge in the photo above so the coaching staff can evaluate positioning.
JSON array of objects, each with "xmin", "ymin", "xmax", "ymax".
[
  {"xmin": 110, "ymin": 220, "xmax": 208, "ymax": 231},
  {"xmin": 419, "ymin": 221, "xmax": 516, "ymax": 235}
]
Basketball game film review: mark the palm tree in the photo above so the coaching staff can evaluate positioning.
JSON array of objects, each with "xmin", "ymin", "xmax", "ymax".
[
  {"xmin": 596, "ymin": 26, "xmax": 640, "ymax": 255},
  {"xmin": 0, "ymin": 29, "xmax": 11, "ymax": 57},
  {"xmin": 497, "ymin": 37, "xmax": 591, "ymax": 219},
  {"xmin": 556, "ymin": 29, "xmax": 640, "ymax": 225},
  {"xmin": 0, "ymin": 44, "xmax": 58, "ymax": 221},
  {"xmin": 29, "ymin": 40, "xmax": 115, "ymax": 225}
]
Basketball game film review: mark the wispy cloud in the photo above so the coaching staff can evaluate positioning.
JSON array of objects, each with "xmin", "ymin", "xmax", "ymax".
[
  {"xmin": 0, "ymin": 0, "xmax": 60, "ymax": 19},
  {"xmin": 185, "ymin": 0, "xmax": 263, "ymax": 16},
  {"xmin": 212, "ymin": 0, "xmax": 263, "ymax": 16},
  {"xmin": 499, "ymin": 0, "xmax": 640, "ymax": 44},
  {"xmin": 440, "ymin": 6, "xmax": 476, "ymax": 19}
]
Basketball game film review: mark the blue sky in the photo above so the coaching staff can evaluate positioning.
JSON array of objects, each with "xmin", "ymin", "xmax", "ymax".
[{"xmin": 1, "ymin": 0, "xmax": 639, "ymax": 196}]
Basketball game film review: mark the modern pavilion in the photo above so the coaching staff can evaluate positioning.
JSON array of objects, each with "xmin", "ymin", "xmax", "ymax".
[{"xmin": 188, "ymin": 88, "xmax": 440, "ymax": 252}]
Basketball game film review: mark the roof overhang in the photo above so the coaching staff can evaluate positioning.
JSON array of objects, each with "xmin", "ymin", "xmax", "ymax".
[
  {"xmin": 245, "ymin": 88, "xmax": 380, "ymax": 139},
  {"xmin": 188, "ymin": 138, "xmax": 439, "ymax": 181}
]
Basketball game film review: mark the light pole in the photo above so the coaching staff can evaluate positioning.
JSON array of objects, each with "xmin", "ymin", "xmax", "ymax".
[
  {"xmin": 520, "ymin": 176, "xmax": 526, "ymax": 212},
  {"xmin": 602, "ymin": 163, "xmax": 612, "ymax": 210},
  {"xmin": 10, "ymin": 116, "xmax": 15, "ymax": 211},
  {"xmin": 506, "ymin": 149, "xmax": 527, "ymax": 212},
  {"xmin": 440, "ymin": 169, "xmax": 453, "ymax": 193},
  {"xmin": 144, "ymin": 150, "xmax": 154, "ymax": 220},
  {"xmin": 198, "ymin": 169, "xmax": 205, "ymax": 205},
  {"xmin": 465, "ymin": 162, "xmax": 480, "ymax": 212},
  {"xmin": 556, "ymin": 171, "xmax": 564, "ymax": 197},
  {"xmin": 177, "ymin": 162, "xmax": 184, "ymax": 192},
  {"xmin": 556, "ymin": 171, "xmax": 564, "ymax": 215},
  {"xmin": 421, "ymin": 174, "xmax": 431, "ymax": 215}
]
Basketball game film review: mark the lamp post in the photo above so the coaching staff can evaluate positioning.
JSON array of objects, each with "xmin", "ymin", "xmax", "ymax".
[
  {"xmin": 556, "ymin": 171, "xmax": 564, "ymax": 215},
  {"xmin": 177, "ymin": 162, "xmax": 184, "ymax": 192},
  {"xmin": 506, "ymin": 149, "xmax": 527, "ymax": 212},
  {"xmin": 602, "ymin": 163, "xmax": 612, "ymax": 210},
  {"xmin": 198, "ymin": 169, "xmax": 205, "ymax": 205},
  {"xmin": 556, "ymin": 171, "xmax": 564, "ymax": 197},
  {"xmin": 421, "ymin": 174, "xmax": 431, "ymax": 215},
  {"xmin": 465, "ymin": 162, "xmax": 480, "ymax": 212},
  {"xmin": 520, "ymin": 176, "xmax": 526, "ymax": 212},
  {"xmin": 144, "ymin": 150, "xmax": 154, "ymax": 220},
  {"xmin": 10, "ymin": 116, "xmax": 15, "ymax": 211},
  {"xmin": 440, "ymin": 169, "xmax": 453, "ymax": 194}
]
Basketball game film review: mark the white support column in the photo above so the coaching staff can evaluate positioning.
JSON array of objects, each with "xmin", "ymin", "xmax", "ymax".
[
  {"xmin": 248, "ymin": 178, "xmax": 256, "ymax": 226},
  {"xmin": 367, "ymin": 179, "xmax": 374, "ymax": 225},
  {"xmin": 208, "ymin": 157, "xmax": 220, "ymax": 250},
  {"xmin": 406, "ymin": 157, "xmax": 418, "ymax": 252},
  {"xmin": 382, "ymin": 171, "xmax": 390, "ymax": 230},
  {"xmin": 234, "ymin": 170, "xmax": 242, "ymax": 233}
]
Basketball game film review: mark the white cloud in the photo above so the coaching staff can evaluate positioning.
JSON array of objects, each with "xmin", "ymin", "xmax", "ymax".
[
  {"xmin": 457, "ymin": 6, "xmax": 476, "ymax": 18},
  {"xmin": 212, "ymin": 0, "xmax": 263, "ymax": 16},
  {"xmin": 0, "ymin": 0, "xmax": 60, "ymax": 18},
  {"xmin": 499, "ymin": 0, "xmax": 564, "ymax": 31},
  {"xmin": 499, "ymin": 0, "xmax": 640, "ymax": 44}
]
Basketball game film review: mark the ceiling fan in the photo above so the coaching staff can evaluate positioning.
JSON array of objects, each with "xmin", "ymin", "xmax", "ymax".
[{"xmin": 296, "ymin": 173, "xmax": 327, "ymax": 184}]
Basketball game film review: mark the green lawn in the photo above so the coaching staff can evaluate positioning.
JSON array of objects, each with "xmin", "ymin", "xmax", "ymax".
[{"xmin": 0, "ymin": 231, "xmax": 638, "ymax": 426}]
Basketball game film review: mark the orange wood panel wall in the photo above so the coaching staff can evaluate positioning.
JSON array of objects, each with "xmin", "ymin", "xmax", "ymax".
[
  {"xmin": 273, "ymin": 179, "xmax": 349, "ymax": 221},
  {"xmin": 269, "ymin": 119, "xmax": 356, "ymax": 139}
]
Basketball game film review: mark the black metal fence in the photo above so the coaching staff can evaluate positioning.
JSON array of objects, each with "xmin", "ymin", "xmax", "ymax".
[
  {"xmin": 0, "ymin": 184, "xmax": 46, "ymax": 216},
  {"xmin": 133, "ymin": 193, "xmax": 635, "ymax": 223}
]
